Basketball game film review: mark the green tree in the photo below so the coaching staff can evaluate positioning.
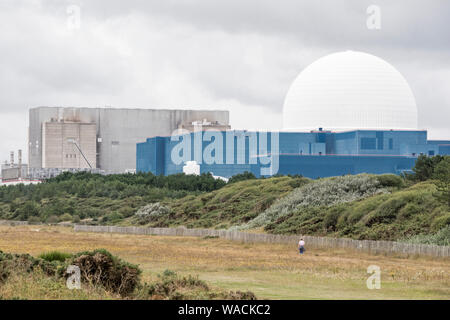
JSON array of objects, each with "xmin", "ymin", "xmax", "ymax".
[
  {"xmin": 412, "ymin": 155, "xmax": 444, "ymax": 181},
  {"xmin": 228, "ymin": 171, "xmax": 256, "ymax": 184},
  {"xmin": 433, "ymin": 157, "xmax": 450, "ymax": 206}
]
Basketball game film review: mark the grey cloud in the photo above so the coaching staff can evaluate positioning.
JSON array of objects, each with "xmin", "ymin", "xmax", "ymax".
[{"xmin": 0, "ymin": 0, "xmax": 449, "ymax": 161}]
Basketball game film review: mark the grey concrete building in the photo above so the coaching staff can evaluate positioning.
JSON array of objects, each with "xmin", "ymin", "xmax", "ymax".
[{"xmin": 29, "ymin": 107, "xmax": 230, "ymax": 174}]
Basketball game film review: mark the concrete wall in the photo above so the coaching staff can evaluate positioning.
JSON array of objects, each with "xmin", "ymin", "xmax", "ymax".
[
  {"xmin": 74, "ymin": 225, "xmax": 450, "ymax": 258},
  {"xmin": 42, "ymin": 122, "xmax": 97, "ymax": 169},
  {"xmin": 29, "ymin": 107, "xmax": 230, "ymax": 173}
]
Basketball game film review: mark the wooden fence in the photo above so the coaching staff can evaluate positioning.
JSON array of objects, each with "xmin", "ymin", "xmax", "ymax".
[
  {"xmin": 0, "ymin": 220, "xmax": 29, "ymax": 226},
  {"xmin": 73, "ymin": 225, "xmax": 450, "ymax": 258}
]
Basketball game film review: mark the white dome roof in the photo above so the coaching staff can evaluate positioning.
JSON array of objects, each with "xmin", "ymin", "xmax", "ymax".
[{"xmin": 283, "ymin": 51, "xmax": 418, "ymax": 131}]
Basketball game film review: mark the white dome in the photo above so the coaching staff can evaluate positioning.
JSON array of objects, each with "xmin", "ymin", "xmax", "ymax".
[{"xmin": 283, "ymin": 51, "xmax": 418, "ymax": 131}]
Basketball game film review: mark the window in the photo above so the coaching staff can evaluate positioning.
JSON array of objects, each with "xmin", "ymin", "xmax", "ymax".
[
  {"xmin": 361, "ymin": 138, "xmax": 376, "ymax": 150},
  {"xmin": 389, "ymin": 138, "xmax": 393, "ymax": 150},
  {"xmin": 376, "ymin": 132, "xmax": 384, "ymax": 150},
  {"xmin": 428, "ymin": 150, "xmax": 435, "ymax": 156}
]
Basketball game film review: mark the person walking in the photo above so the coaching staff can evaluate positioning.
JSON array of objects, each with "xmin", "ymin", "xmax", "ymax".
[{"xmin": 298, "ymin": 238, "xmax": 305, "ymax": 255}]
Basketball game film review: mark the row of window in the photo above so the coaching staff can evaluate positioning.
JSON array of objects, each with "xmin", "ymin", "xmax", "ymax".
[{"xmin": 360, "ymin": 137, "xmax": 394, "ymax": 150}]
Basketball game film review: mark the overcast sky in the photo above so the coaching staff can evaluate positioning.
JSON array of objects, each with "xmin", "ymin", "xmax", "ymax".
[{"xmin": 0, "ymin": 0, "xmax": 449, "ymax": 163}]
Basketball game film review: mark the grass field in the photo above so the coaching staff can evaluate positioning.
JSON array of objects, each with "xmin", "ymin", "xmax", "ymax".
[{"xmin": 0, "ymin": 225, "xmax": 449, "ymax": 299}]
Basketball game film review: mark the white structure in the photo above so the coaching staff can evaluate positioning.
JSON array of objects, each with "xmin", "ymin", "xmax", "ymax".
[
  {"xmin": 283, "ymin": 51, "xmax": 418, "ymax": 131},
  {"xmin": 182, "ymin": 161, "xmax": 228, "ymax": 182},
  {"xmin": 183, "ymin": 161, "xmax": 201, "ymax": 175}
]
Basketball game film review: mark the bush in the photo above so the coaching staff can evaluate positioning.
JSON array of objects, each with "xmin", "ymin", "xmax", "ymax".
[
  {"xmin": 59, "ymin": 213, "xmax": 73, "ymax": 222},
  {"xmin": 72, "ymin": 215, "xmax": 81, "ymax": 223},
  {"xmin": 243, "ymin": 174, "xmax": 388, "ymax": 230},
  {"xmin": 27, "ymin": 216, "xmax": 41, "ymax": 224},
  {"xmin": 377, "ymin": 174, "xmax": 404, "ymax": 188},
  {"xmin": 103, "ymin": 212, "xmax": 123, "ymax": 223},
  {"xmin": 412, "ymin": 155, "xmax": 445, "ymax": 181},
  {"xmin": 402, "ymin": 226, "xmax": 450, "ymax": 246},
  {"xmin": 431, "ymin": 213, "xmax": 450, "ymax": 231},
  {"xmin": 134, "ymin": 203, "xmax": 171, "ymax": 225},
  {"xmin": 142, "ymin": 269, "xmax": 257, "ymax": 300},
  {"xmin": 0, "ymin": 251, "xmax": 57, "ymax": 283},
  {"xmin": 46, "ymin": 215, "xmax": 59, "ymax": 224},
  {"xmin": 363, "ymin": 198, "xmax": 406, "ymax": 226},
  {"xmin": 398, "ymin": 203, "xmax": 422, "ymax": 219},
  {"xmin": 146, "ymin": 270, "xmax": 209, "ymax": 299},
  {"xmin": 67, "ymin": 249, "xmax": 141, "ymax": 296},
  {"xmin": 323, "ymin": 207, "xmax": 343, "ymax": 231},
  {"xmin": 433, "ymin": 157, "xmax": 450, "ymax": 206},
  {"xmin": 38, "ymin": 251, "xmax": 72, "ymax": 263},
  {"xmin": 228, "ymin": 172, "xmax": 256, "ymax": 184}
]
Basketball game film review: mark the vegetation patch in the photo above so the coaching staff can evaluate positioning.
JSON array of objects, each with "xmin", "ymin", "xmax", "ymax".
[
  {"xmin": 141, "ymin": 176, "xmax": 309, "ymax": 229},
  {"xmin": 0, "ymin": 249, "xmax": 257, "ymax": 300},
  {"xmin": 139, "ymin": 269, "xmax": 256, "ymax": 300},
  {"xmin": 264, "ymin": 181, "xmax": 449, "ymax": 241},
  {"xmin": 67, "ymin": 249, "xmax": 141, "ymax": 296},
  {"xmin": 38, "ymin": 251, "xmax": 72, "ymax": 263},
  {"xmin": 240, "ymin": 174, "xmax": 389, "ymax": 231}
]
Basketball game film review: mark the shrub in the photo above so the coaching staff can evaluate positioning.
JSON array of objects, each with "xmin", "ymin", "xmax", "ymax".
[
  {"xmin": 59, "ymin": 213, "xmax": 73, "ymax": 222},
  {"xmin": 228, "ymin": 172, "xmax": 256, "ymax": 184},
  {"xmin": 46, "ymin": 215, "xmax": 59, "ymax": 224},
  {"xmin": 38, "ymin": 251, "xmax": 72, "ymax": 263},
  {"xmin": 362, "ymin": 198, "xmax": 405, "ymax": 226},
  {"xmin": 67, "ymin": 249, "xmax": 141, "ymax": 296},
  {"xmin": 398, "ymin": 203, "xmax": 422, "ymax": 219},
  {"xmin": 103, "ymin": 212, "xmax": 123, "ymax": 223},
  {"xmin": 323, "ymin": 207, "xmax": 343, "ymax": 231},
  {"xmin": 377, "ymin": 174, "xmax": 404, "ymax": 189},
  {"xmin": 402, "ymin": 225, "xmax": 450, "ymax": 246},
  {"xmin": 433, "ymin": 157, "xmax": 450, "ymax": 206},
  {"xmin": 0, "ymin": 251, "xmax": 57, "ymax": 283},
  {"xmin": 27, "ymin": 216, "xmax": 41, "ymax": 224},
  {"xmin": 431, "ymin": 213, "xmax": 450, "ymax": 231},
  {"xmin": 143, "ymin": 269, "xmax": 256, "ymax": 300},
  {"xmin": 72, "ymin": 215, "xmax": 81, "ymax": 223},
  {"xmin": 242, "ymin": 174, "xmax": 388, "ymax": 230},
  {"xmin": 223, "ymin": 290, "xmax": 257, "ymax": 300},
  {"xmin": 412, "ymin": 155, "xmax": 445, "ymax": 181},
  {"xmin": 135, "ymin": 203, "xmax": 171, "ymax": 225}
]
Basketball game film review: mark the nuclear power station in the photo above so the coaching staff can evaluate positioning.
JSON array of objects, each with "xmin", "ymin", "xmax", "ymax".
[
  {"xmin": 27, "ymin": 107, "xmax": 230, "ymax": 175},
  {"xmin": 2, "ymin": 51, "xmax": 450, "ymax": 183},
  {"xmin": 137, "ymin": 51, "xmax": 450, "ymax": 178}
]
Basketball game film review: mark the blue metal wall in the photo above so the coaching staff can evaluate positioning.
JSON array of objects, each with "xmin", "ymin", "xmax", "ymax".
[
  {"xmin": 265, "ymin": 155, "xmax": 417, "ymax": 179},
  {"xmin": 136, "ymin": 130, "xmax": 450, "ymax": 178}
]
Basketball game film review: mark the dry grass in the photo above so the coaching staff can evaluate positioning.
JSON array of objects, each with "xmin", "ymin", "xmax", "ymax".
[
  {"xmin": 0, "ymin": 225, "xmax": 449, "ymax": 299},
  {"xmin": 0, "ymin": 269, "xmax": 119, "ymax": 300}
]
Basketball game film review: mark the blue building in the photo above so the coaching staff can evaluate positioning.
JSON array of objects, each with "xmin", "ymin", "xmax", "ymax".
[{"xmin": 136, "ymin": 129, "xmax": 450, "ymax": 179}]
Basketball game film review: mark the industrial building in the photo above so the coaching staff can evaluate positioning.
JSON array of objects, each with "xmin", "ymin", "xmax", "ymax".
[
  {"xmin": 1, "ymin": 150, "xmax": 27, "ymax": 180},
  {"xmin": 136, "ymin": 129, "xmax": 450, "ymax": 178},
  {"xmin": 0, "ymin": 150, "xmax": 41, "ymax": 185},
  {"xmin": 28, "ymin": 107, "xmax": 230, "ymax": 174},
  {"xmin": 136, "ymin": 51, "xmax": 450, "ymax": 179}
]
